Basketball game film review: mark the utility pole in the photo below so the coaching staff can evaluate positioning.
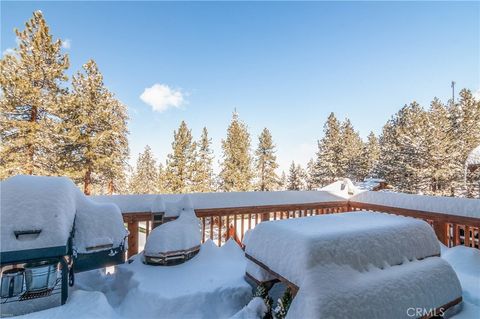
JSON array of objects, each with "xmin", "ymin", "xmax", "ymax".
[{"xmin": 451, "ymin": 81, "xmax": 456, "ymax": 103}]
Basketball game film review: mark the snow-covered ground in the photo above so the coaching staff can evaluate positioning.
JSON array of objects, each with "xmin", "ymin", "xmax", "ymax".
[
  {"xmin": 17, "ymin": 240, "xmax": 251, "ymax": 319},
  {"xmin": 14, "ymin": 241, "xmax": 479, "ymax": 319}
]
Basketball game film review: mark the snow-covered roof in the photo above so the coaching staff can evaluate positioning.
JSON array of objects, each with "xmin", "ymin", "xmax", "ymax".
[
  {"xmin": 0, "ymin": 175, "xmax": 127, "ymax": 254},
  {"xmin": 90, "ymin": 191, "xmax": 347, "ymax": 214},
  {"xmin": 320, "ymin": 178, "xmax": 360, "ymax": 198},
  {"xmin": 351, "ymin": 191, "xmax": 480, "ymax": 219},
  {"xmin": 466, "ymin": 145, "xmax": 480, "ymax": 166}
]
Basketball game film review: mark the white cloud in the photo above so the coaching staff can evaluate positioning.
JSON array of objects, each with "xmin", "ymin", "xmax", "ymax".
[
  {"xmin": 61, "ymin": 39, "xmax": 71, "ymax": 49},
  {"xmin": 140, "ymin": 83, "xmax": 185, "ymax": 112}
]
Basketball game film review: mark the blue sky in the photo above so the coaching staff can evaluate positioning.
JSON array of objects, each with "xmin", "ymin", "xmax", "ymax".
[{"xmin": 2, "ymin": 1, "xmax": 479, "ymax": 173}]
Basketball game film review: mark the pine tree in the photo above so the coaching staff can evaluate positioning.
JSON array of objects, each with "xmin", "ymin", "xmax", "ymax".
[
  {"xmin": 425, "ymin": 98, "xmax": 459, "ymax": 195},
  {"xmin": 287, "ymin": 161, "xmax": 304, "ymax": 190},
  {"xmin": 314, "ymin": 113, "xmax": 342, "ymax": 186},
  {"xmin": 450, "ymin": 89, "xmax": 480, "ymax": 196},
  {"xmin": 255, "ymin": 128, "xmax": 279, "ymax": 191},
  {"xmin": 129, "ymin": 145, "xmax": 158, "ymax": 194},
  {"xmin": 0, "ymin": 11, "xmax": 69, "ymax": 178},
  {"xmin": 305, "ymin": 158, "xmax": 317, "ymax": 190},
  {"xmin": 279, "ymin": 171, "xmax": 287, "ymax": 190},
  {"xmin": 219, "ymin": 111, "xmax": 253, "ymax": 191},
  {"xmin": 164, "ymin": 121, "xmax": 196, "ymax": 193},
  {"xmin": 359, "ymin": 132, "xmax": 380, "ymax": 179},
  {"xmin": 378, "ymin": 102, "xmax": 430, "ymax": 193},
  {"xmin": 58, "ymin": 60, "xmax": 128, "ymax": 195},
  {"xmin": 191, "ymin": 127, "xmax": 215, "ymax": 192},
  {"xmin": 157, "ymin": 163, "xmax": 168, "ymax": 193},
  {"xmin": 338, "ymin": 119, "xmax": 364, "ymax": 181}
]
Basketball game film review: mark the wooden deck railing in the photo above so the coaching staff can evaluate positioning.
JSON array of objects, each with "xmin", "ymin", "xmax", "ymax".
[{"xmin": 122, "ymin": 200, "xmax": 480, "ymax": 258}]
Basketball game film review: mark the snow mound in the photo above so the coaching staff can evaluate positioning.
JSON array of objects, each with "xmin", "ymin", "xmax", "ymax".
[
  {"xmin": 119, "ymin": 239, "xmax": 251, "ymax": 318},
  {"xmin": 0, "ymin": 175, "xmax": 127, "ymax": 254},
  {"xmin": 164, "ymin": 194, "xmax": 194, "ymax": 217},
  {"xmin": 74, "ymin": 196, "xmax": 128, "ymax": 253},
  {"xmin": 287, "ymin": 257, "xmax": 462, "ymax": 319},
  {"xmin": 320, "ymin": 178, "xmax": 360, "ymax": 198},
  {"xmin": 442, "ymin": 245, "xmax": 480, "ymax": 307},
  {"xmin": 144, "ymin": 208, "xmax": 201, "ymax": 255},
  {"xmin": 17, "ymin": 290, "xmax": 117, "ymax": 319},
  {"xmin": 230, "ymin": 297, "xmax": 267, "ymax": 319},
  {"xmin": 351, "ymin": 191, "xmax": 480, "ymax": 218},
  {"xmin": 1, "ymin": 175, "xmax": 77, "ymax": 252},
  {"xmin": 245, "ymin": 212, "xmax": 439, "ymax": 285}
]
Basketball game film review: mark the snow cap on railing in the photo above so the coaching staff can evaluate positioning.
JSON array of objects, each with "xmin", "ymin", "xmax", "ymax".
[
  {"xmin": 164, "ymin": 195, "xmax": 194, "ymax": 217},
  {"xmin": 151, "ymin": 195, "xmax": 166, "ymax": 213}
]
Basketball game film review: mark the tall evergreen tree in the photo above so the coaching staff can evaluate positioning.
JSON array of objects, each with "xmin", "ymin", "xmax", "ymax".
[
  {"xmin": 192, "ymin": 127, "xmax": 215, "ymax": 192},
  {"xmin": 164, "ymin": 121, "xmax": 196, "ymax": 193},
  {"xmin": 359, "ymin": 132, "xmax": 380, "ymax": 179},
  {"xmin": 157, "ymin": 163, "xmax": 168, "ymax": 193},
  {"xmin": 378, "ymin": 102, "xmax": 430, "ymax": 193},
  {"xmin": 314, "ymin": 113, "xmax": 342, "ymax": 186},
  {"xmin": 129, "ymin": 145, "xmax": 158, "ymax": 194},
  {"xmin": 305, "ymin": 158, "xmax": 317, "ymax": 190},
  {"xmin": 279, "ymin": 171, "xmax": 287, "ymax": 191},
  {"xmin": 338, "ymin": 119, "xmax": 364, "ymax": 181},
  {"xmin": 287, "ymin": 162, "xmax": 305, "ymax": 190},
  {"xmin": 219, "ymin": 111, "xmax": 253, "ymax": 191},
  {"xmin": 58, "ymin": 60, "xmax": 128, "ymax": 195},
  {"xmin": 255, "ymin": 128, "xmax": 279, "ymax": 191},
  {"xmin": 0, "ymin": 11, "xmax": 69, "ymax": 178},
  {"xmin": 425, "ymin": 98, "xmax": 459, "ymax": 195},
  {"xmin": 450, "ymin": 89, "xmax": 480, "ymax": 196}
]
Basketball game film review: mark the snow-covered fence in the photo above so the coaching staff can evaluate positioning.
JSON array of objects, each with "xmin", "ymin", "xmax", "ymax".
[{"xmin": 91, "ymin": 191, "xmax": 479, "ymax": 258}]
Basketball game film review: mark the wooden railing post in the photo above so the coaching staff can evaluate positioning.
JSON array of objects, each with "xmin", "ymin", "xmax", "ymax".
[
  {"xmin": 127, "ymin": 221, "xmax": 139, "ymax": 258},
  {"xmin": 261, "ymin": 212, "xmax": 270, "ymax": 222},
  {"xmin": 432, "ymin": 220, "xmax": 448, "ymax": 246}
]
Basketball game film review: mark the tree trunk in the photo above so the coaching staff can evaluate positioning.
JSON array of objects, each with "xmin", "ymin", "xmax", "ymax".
[
  {"xmin": 108, "ymin": 179, "xmax": 114, "ymax": 195},
  {"xmin": 84, "ymin": 167, "xmax": 92, "ymax": 195},
  {"xmin": 27, "ymin": 106, "xmax": 38, "ymax": 175}
]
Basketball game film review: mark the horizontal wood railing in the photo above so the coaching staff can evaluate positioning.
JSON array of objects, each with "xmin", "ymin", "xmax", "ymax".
[
  {"xmin": 348, "ymin": 201, "xmax": 480, "ymax": 251},
  {"xmin": 122, "ymin": 200, "xmax": 479, "ymax": 258}
]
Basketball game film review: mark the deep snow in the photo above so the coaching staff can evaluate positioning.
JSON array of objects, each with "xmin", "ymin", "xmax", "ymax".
[
  {"xmin": 0, "ymin": 175, "xmax": 127, "ymax": 254},
  {"xmin": 91, "ymin": 191, "xmax": 347, "ymax": 215},
  {"xmin": 13, "ymin": 242, "xmax": 479, "ymax": 319},
  {"xmin": 246, "ymin": 212, "xmax": 440, "ymax": 286},
  {"xmin": 144, "ymin": 208, "xmax": 201, "ymax": 256},
  {"xmin": 351, "ymin": 190, "xmax": 480, "ymax": 218}
]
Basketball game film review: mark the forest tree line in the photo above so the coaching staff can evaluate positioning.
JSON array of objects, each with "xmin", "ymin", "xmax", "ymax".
[{"xmin": 1, "ymin": 12, "xmax": 479, "ymax": 197}]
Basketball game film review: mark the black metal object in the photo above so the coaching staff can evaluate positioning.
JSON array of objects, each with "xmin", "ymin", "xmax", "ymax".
[
  {"xmin": 144, "ymin": 245, "xmax": 200, "ymax": 266},
  {"xmin": 13, "ymin": 230, "xmax": 42, "ymax": 239},
  {"xmin": 73, "ymin": 244, "xmax": 126, "ymax": 273}
]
